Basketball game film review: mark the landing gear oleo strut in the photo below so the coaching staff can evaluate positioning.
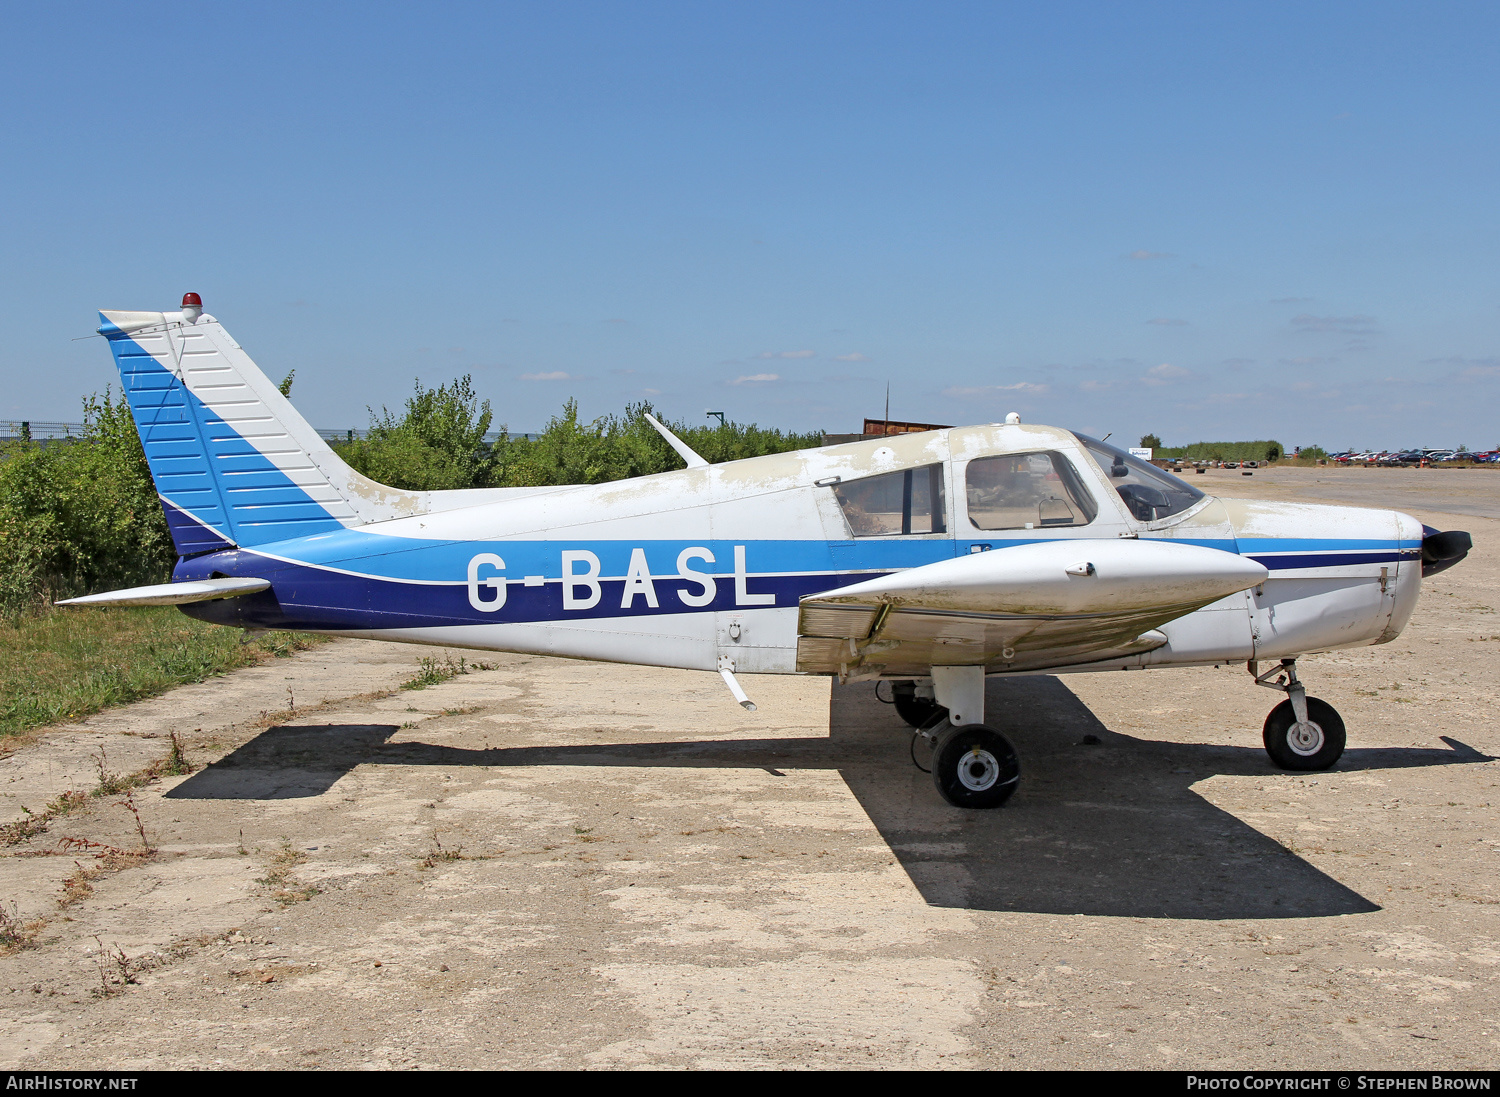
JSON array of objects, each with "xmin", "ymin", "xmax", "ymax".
[{"xmin": 1252, "ymin": 659, "xmax": 1346, "ymax": 771}]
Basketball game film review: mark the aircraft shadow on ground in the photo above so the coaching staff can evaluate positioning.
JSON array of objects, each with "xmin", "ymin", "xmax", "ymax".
[{"xmin": 167, "ymin": 677, "xmax": 1490, "ymax": 920}]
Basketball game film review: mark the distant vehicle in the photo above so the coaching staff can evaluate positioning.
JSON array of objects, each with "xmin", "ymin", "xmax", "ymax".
[{"xmin": 65, "ymin": 295, "xmax": 1475, "ymax": 809}]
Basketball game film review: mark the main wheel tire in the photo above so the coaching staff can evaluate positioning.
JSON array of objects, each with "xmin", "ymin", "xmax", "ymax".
[
  {"xmin": 1263, "ymin": 697, "xmax": 1346, "ymax": 771},
  {"xmin": 892, "ymin": 681, "xmax": 944, "ymax": 728},
  {"xmin": 932, "ymin": 723, "xmax": 1020, "ymax": 809}
]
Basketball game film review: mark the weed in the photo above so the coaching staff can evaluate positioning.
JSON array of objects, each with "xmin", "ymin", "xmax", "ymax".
[
  {"xmin": 0, "ymin": 790, "xmax": 89, "ymax": 846},
  {"xmin": 92, "ymin": 747, "xmax": 129, "ymax": 796},
  {"xmin": 401, "ymin": 654, "xmax": 496, "ymax": 691},
  {"xmin": 162, "ymin": 730, "xmax": 193, "ymax": 776},
  {"xmin": 0, "ymin": 900, "xmax": 41, "ymax": 953},
  {"xmin": 54, "ymin": 835, "xmax": 151, "ymax": 909},
  {"xmin": 57, "ymin": 860, "xmax": 96, "ymax": 907},
  {"xmin": 91, "ymin": 936, "xmax": 137, "ymax": 997},
  {"xmin": 117, "ymin": 788, "xmax": 152, "ymax": 853},
  {"xmin": 257, "ymin": 839, "xmax": 320, "ymax": 905},
  {"xmin": 420, "ymin": 832, "xmax": 467, "ymax": 868}
]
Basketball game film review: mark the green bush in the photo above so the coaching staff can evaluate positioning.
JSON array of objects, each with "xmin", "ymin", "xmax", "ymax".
[
  {"xmin": 336, "ymin": 385, "xmax": 823, "ymax": 491},
  {"xmin": 0, "ymin": 392, "xmax": 172, "ymax": 617},
  {"xmin": 1156, "ymin": 440, "xmax": 1286, "ymax": 463},
  {"xmin": 336, "ymin": 375, "xmax": 497, "ymax": 490}
]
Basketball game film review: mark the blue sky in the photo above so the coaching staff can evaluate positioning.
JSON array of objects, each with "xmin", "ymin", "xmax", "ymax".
[{"xmin": 4, "ymin": 2, "xmax": 1498, "ymax": 449}]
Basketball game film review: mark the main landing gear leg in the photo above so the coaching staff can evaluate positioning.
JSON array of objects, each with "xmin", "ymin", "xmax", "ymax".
[
  {"xmin": 1251, "ymin": 658, "xmax": 1346, "ymax": 771},
  {"xmin": 919, "ymin": 666, "xmax": 1021, "ymax": 809}
]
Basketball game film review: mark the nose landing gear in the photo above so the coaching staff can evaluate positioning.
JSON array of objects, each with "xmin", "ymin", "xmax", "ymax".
[{"xmin": 1252, "ymin": 659, "xmax": 1346, "ymax": 770}]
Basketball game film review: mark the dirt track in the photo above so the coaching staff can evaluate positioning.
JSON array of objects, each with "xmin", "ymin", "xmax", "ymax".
[{"xmin": 2, "ymin": 468, "xmax": 1497, "ymax": 1070}]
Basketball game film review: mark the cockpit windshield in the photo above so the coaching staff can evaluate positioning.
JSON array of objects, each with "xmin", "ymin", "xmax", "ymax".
[{"xmin": 1074, "ymin": 434, "xmax": 1204, "ymax": 523}]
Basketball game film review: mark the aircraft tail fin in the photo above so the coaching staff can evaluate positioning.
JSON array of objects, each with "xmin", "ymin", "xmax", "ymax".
[{"xmin": 99, "ymin": 296, "xmax": 422, "ymax": 554}]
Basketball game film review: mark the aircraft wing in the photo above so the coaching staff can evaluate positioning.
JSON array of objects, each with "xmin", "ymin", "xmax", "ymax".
[{"xmin": 797, "ymin": 539, "xmax": 1267, "ymax": 678}]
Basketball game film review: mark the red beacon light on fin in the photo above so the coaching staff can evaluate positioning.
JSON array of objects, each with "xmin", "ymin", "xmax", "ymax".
[{"xmin": 180, "ymin": 292, "xmax": 203, "ymax": 323}]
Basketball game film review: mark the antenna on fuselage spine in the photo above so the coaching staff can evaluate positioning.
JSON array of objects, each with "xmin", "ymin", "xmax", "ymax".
[{"xmin": 644, "ymin": 412, "xmax": 709, "ymax": 468}]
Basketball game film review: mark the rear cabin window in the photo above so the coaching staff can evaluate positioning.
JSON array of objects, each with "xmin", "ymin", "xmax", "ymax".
[
  {"xmin": 832, "ymin": 465, "xmax": 947, "ymax": 537},
  {"xmin": 965, "ymin": 451, "xmax": 1098, "ymax": 531}
]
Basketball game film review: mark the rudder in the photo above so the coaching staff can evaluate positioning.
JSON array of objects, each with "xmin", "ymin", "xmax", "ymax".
[{"xmin": 99, "ymin": 295, "xmax": 421, "ymax": 555}]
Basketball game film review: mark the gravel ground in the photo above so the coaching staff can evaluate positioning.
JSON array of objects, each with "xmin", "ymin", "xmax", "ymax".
[{"xmin": 1, "ymin": 468, "xmax": 1496, "ymax": 1070}]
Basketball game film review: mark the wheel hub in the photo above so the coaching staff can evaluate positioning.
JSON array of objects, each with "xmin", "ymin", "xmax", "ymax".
[
  {"xmin": 957, "ymin": 748, "xmax": 1001, "ymax": 791},
  {"xmin": 1287, "ymin": 720, "xmax": 1325, "ymax": 756}
]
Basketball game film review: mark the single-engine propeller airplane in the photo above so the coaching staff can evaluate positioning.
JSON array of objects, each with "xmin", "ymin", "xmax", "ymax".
[{"xmin": 64, "ymin": 294, "xmax": 1473, "ymax": 808}]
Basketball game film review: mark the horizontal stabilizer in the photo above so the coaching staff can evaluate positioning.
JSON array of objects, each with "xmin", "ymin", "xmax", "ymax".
[{"xmin": 57, "ymin": 578, "xmax": 271, "ymax": 607}]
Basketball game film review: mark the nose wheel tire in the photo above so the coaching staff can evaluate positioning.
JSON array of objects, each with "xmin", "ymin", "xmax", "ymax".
[
  {"xmin": 1263, "ymin": 697, "xmax": 1346, "ymax": 771},
  {"xmin": 932, "ymin": 723, "xmax": 1020, "ymax": 809}
]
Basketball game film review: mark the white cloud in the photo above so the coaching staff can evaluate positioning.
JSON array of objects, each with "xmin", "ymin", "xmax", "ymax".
[
  {"xmin": 753, "ymin": 350, "xmax": 815, "ymax": 360},
  {"xmin": 1292, "ymin": 313, "xmax": 1378, "ymax": 334},
  {"xmin": 1126, "ymin": 249, "xmax": 1175, "ymax": 260},
  {"xmin": 519, "ymin": 371, "xmax": 571, "ymax": 381},
  {"xmin": 1422, "ymin": 355, "xmax": 1500, "ymax": 368},
  {"xmin": 832, "ymin": 352, "xmax": 869, "ymax": 361},
  {"xmin": 729, "ymin": 373, "xmax": 780, "ymax": 385},
  {"xmin": 1142, "ymin": 364, "xmax": 1191, "ymax": 386},
  {"xmin": 941, "ymin": 382, "xmax": 1049, "ymax": 397}
]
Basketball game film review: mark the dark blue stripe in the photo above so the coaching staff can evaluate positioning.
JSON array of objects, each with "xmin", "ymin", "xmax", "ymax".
[
  {"xmin": 175, "ymin": 551, "xmax": 876, "ymax": 631},
  {"xmin": 1251, "ymin": 551, "xmax": 1409, "ymax": 570}
]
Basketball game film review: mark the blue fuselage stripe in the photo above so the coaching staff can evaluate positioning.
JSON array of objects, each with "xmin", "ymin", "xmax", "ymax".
[{"xmin": 173, "ymin": 534, "xmax": 1414, "ymax": 632}]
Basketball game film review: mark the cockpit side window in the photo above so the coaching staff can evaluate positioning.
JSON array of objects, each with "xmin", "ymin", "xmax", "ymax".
[
  {"xmin": 832, "ymin": 464, "xmax": 946, "ymax": 537},
  {"xmin": 964, "ymin": 451, "xmax": 1098, "ymax": 531},
  {"xmin": 1074, "ymin": 434, "xmax": 1205, "ymax": 522}
]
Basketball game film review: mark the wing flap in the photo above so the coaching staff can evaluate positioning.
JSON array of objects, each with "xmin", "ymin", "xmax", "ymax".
[{"xmin": 797, "ymin": 538, "xmax": 1264, "ymax": 675}]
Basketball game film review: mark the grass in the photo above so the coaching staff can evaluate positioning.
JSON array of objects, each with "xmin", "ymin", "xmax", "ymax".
[{"xmin": 0, "ymin": 606, "xmax": 326, "ymax": 744}]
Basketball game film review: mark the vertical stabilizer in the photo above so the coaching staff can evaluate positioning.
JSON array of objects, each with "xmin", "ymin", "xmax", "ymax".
[{"xmin": 100, "ymin": 297, "xmax": 424, "ymax": 554}]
